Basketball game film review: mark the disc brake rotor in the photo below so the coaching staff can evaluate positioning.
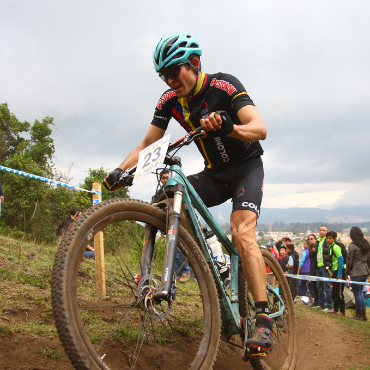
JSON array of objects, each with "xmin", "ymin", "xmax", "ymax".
[{"xmin": 136, "ymin": 273, "xmax": 172, "ymax": 320}]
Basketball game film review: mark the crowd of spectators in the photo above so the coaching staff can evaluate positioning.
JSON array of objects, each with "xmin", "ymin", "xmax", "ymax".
[{"xmin": 266, "ymin": 225, "xmax": 370, "ymax": 320}]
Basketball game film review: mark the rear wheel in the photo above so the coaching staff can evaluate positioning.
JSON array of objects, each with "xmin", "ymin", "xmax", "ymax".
[
  {"xmin": 51, "ymin": 198, "xmax": 221, "ymax": 370},
  {"xmin": 239, "ymin": 249, "xmax": 298, "ymax": 370}
]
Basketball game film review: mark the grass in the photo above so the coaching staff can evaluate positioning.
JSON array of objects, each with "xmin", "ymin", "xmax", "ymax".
[
  {"xmin": 333, "ymin": 365, "xmax": 370, "ymax": 370},
  {"xmin": 37, "ymin": 345, "xmax": 61, "ymax": 361}
]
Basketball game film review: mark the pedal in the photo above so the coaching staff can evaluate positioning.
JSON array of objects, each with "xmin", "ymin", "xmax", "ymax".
[{"xmin": 250, "ymin": 352, "xmax": 267, "ymax": 358}]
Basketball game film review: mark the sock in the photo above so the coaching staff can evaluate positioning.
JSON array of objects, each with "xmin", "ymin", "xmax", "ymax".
[{"xmin": 255, "ymin": 301, "xmax": 272, "ymax": 331}]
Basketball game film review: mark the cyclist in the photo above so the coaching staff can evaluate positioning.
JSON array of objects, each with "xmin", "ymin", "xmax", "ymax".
[{"xmin": 104, "ymin": 32, "xmax": 274, "ymax": 358}]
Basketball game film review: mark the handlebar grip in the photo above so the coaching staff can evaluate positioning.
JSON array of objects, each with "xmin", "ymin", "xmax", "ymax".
[{"xmin": 195, "ymin": 126, "xmax": 203, "ymax": 134}]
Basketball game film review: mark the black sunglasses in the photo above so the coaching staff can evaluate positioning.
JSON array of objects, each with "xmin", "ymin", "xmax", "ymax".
[{"xmin": 158, "ymin": 63, "xmax": 186, "ymax": 82}]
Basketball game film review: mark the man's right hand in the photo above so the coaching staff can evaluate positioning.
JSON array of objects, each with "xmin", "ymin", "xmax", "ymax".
[{"xmin": 103, "ymin": 168, "xmax": 125, "ymax": 191}]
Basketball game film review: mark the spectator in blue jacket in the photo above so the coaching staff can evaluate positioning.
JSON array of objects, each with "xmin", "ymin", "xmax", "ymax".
[{"xmin": 297, "ymin": 240, "xmax": 311, "ymax": 297}]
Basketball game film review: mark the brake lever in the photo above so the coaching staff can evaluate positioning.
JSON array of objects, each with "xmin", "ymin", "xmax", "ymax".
[{"xmin": 184, "ymin": 126, "xmax": 204, "ymax": 145}]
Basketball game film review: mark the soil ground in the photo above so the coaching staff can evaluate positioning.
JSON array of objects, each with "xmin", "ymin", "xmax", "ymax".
[
  {"xmin": 0, "ymin": 293, "xmax": 369, "ymax": 370},
  {"xmin": 0, "ymin": 235, "xmax": 369, "ymax": 370}
]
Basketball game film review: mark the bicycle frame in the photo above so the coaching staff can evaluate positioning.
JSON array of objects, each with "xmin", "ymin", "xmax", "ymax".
[{"xmin": 132, "ymin": 132, "xmax": 286, "ymax": 337}]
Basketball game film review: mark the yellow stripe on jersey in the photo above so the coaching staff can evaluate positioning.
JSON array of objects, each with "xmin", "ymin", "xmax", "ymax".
[
  {"xmin": 178, "ymin": 97, "xmax": 213, "ymax": 169},
  {"xmin": 231, "ymin": 91, "xmax": 249, "ymax": 102},
  {"xmin": 193, "ymin": 72, "xmax": 206, "ymax": 96}
]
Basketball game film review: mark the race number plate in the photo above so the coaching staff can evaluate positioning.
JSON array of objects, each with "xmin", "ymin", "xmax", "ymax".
[{"xmin": 133, "ymin": 134, "xmax": 170, "ymax": 184}]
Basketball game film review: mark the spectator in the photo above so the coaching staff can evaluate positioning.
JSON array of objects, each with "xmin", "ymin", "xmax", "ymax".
[
  {"xmin": 278, "ymin": 246, "xmax": 289, "ymax": 273},
  {"xmin": 266, "ymin": 241, "xmax": 278, "ymax": 260},
  {"xmin": 275, "ymin": 237, "xmax": 291, "ymax": 253},
  {"xmin": 347, "ymin": 227, "xmax": 370, "ymax": 321},
  {"xmin": 286, "ymin": 244, "xmax": 299, "ymax": 301},
  {"xmin": 308, "ymin": 233, "xmax": 319, "ymax": 307},
  {"xmin": 297, "ymin": 240, "xmax": 311, "ymax": 297},
  {"xmin": 326, "ymin": 231, "xmax": 346, "ymax": 315},
  {"xmin": 156, "ymin": 169, "xmax": 170, "ymax": 196},
  {"xmin": 0, "ymin": 181, "xmax": 4, "ymax": 204},
  {"xmin": 57, "ymin": 209, "xmax": 95, "ymax": 259},
  {"xmin": 313, "ymin": 225, "xmax": 333, "ymax": 311}
]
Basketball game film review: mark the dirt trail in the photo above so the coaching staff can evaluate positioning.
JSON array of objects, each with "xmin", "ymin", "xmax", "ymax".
[{"xmin": 0, "ymin": 304, "xmax": 369, "ymax": 370}]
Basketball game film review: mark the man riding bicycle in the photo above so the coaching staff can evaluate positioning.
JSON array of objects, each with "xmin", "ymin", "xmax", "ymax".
[{"xmin": 104, "ymin": 32, "xmax": 274, "ymax": 358}]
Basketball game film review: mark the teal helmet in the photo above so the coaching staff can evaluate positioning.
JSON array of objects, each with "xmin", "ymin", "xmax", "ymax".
[{"xmin": 153, "ymin": 32, "xmax": 202, "ymax": 72}]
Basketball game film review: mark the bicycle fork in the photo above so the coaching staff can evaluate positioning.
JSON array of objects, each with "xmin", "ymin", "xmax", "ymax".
[{"xmin": 139, "ymin": 183, "xmax": 185, "ymax": 303}]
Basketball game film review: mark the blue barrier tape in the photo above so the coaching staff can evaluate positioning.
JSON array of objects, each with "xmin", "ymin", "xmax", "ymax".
[
  {"xmin": 285, "ymin": 273, "xmax": 370, "ymax": 285},
  {"xmin": 0, "ymin": 165, "xmax": 99, "ymax": 195}
]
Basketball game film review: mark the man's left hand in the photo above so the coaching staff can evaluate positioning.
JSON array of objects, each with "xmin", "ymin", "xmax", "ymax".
[
  {"xmin": 200, "ymin": 111, "xmax": 234, "ymax": 138},
  {"xmin": 0, "ymin": 196, "xmax": 4, "ymax": 204}
]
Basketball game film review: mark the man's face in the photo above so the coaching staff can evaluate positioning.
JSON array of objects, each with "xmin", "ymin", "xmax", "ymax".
[
  {"xmin": 319, "ymin": 226, "xmax": 328, "ymax": 237},
  {"xmin": 326, "ymin": 235, "xmax": 335, "ymax": 245},
  {"xmin": 161, "ymin": 63, "xmax": 198, "ymax": 98},
  {"xmin": 160, "ymin": 173, "xmax": 169, "ymax": 185},
  {"xmin": 308, "ymin": 235, "xmax": 316, "ymax": 245},
  {"xmin": 280, "ymin": 249, "xmax": 286, "ymax": 257}
]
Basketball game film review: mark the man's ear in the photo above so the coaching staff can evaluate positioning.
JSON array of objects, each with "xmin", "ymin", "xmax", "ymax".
[{"xmin": 191, "ymin": 57, "xmax": 200, "ymax": 69}]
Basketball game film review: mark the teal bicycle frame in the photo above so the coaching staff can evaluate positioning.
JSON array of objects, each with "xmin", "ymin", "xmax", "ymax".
[{"xmin": 164, "ymin": 163, "xmax": 285, "ymax": 336}]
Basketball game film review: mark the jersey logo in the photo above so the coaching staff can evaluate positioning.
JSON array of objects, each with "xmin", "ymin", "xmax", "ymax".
[
  {"xmin": 210, "ymin": 78, "xmax": 237, "ymax": 96},
  {"xmin": 237, "ymin": 187, "xmax": 245, "ymax": 197},
  {"xmin": 214, "ymin": 137, "xmax": 229, "ymax": 162},
  {"xmin": 156, "ymin": 91, "xmax": 177, "ymax": 110}
]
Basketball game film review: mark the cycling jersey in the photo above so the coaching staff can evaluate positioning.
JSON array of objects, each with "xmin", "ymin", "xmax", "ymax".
[{"xmin": 151, "ymin": 72, "xmax": 264, "ymax": 171}]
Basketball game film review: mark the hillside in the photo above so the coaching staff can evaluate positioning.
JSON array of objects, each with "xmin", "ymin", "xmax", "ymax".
[
  {"xmin": 208, "ymin": 204, "xmax": 370, "ymax": 225},
  {"xmin": 0, "ymin": 234, "xmax": 369, "ymax": 370}
]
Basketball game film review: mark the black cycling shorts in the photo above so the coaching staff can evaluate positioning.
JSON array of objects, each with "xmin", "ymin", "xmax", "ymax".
[{"xmin": 187, "ymin": 156, "xmax": 264, "ymax": 218}]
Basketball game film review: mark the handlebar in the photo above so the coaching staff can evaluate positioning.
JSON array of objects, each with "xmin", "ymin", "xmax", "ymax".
[{"xmin": 115, "ymin": 127, "xmax": 204, "ymax": 188}]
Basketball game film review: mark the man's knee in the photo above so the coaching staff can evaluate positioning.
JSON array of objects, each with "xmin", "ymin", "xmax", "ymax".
[
  {"xmin": 230, "ymin": 210, "xmax": 257, "ymax": 237},
  {"xmin": 230, "ymin": 210, "xmax": 262, "ymax": 259}
]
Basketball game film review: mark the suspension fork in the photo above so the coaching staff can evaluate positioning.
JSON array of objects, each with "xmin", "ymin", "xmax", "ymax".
[
  {"xmin": 139, "ymin": 224, "xmax": 157, "ymax": 277},
  {"xmin": 152, "ymin": 183, "xmax": 185, "ymax": 301}
]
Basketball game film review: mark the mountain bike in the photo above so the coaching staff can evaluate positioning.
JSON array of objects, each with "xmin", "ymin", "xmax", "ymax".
[{"xmin": 51, "ymin": 128, "xmax": 297, "ymax": 370}]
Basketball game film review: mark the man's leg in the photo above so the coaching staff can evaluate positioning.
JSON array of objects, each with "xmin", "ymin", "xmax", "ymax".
[
  {"xmin": 174, "ymin": 248, "xmax": 190, "ymax": 281},
  {"xmin": 322, "ymin": 268, "xmax": 333, "ymax": 309},
  {"xmin": 230, "ymin": 210, "xmax": 274, "ymax": 355},
  {"xmin": 316, "ymin": 267, "xmax": 325, "ymax": 309}
]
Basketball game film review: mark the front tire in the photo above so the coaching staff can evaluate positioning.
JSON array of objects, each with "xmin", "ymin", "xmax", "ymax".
[{"xmin": 51, "ymin": 198, "xmax": 221, "ymax": 370}]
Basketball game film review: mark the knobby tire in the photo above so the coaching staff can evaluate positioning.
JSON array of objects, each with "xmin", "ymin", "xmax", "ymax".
[
  {"xmin": 239, "ymin": 249, "xmax": 298, "ymax": 370},
  {"xmin": 51, "ymin": 198, "xmax": 221, "ymax": 370}
]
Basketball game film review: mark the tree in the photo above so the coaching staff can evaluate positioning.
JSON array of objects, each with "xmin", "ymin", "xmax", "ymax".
[
  {"xmin": 0, "ymin": 104, "xmax": 132, "ymax": 243},
  {"xmin": 0, "ymin": 103, "xmax": 30, "ymax": 163}
]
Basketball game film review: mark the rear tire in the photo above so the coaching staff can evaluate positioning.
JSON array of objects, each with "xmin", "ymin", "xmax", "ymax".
[
  {"xmin": 52, "ymin": 198, "xmax": 221, "ymax": 370},
  {"xmin": 239, "ymin": 249, "xmax": 298, "ymax": 370}
]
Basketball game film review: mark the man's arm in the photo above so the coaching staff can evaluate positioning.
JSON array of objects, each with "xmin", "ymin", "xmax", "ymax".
[
  {"xmin": 231, "ymin": 105, "xmax": 267, "ymax": 142},
  {"xmin": 286, "ymin": 256, "xmax": 294, "ymax": 269},
  {"xmin": 118, "ymin": 125, "xmax": 166, "ymax": 171},
  {"xmin": 199, "ymin": 105, "xmax": 266, "ymax": 143}
]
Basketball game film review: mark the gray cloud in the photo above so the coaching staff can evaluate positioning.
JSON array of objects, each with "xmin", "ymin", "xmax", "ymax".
[{"xmin": 1, "ymin": 0, "xmax": 369, "ymax": 206}]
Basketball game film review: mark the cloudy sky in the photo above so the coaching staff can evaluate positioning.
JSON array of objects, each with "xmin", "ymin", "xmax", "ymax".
[{"xmin": 1, "ymin": 0, "xmax": 370, "ymax": 213}]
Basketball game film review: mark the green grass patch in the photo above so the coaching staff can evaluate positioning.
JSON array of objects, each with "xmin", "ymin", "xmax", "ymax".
[
  {"xmin": 38, "ymin": 345, "xmax": 62, "ymax": 361},
  {"xmin": 0, "ymin": 324, "xmax": 11, "ymax": 334},
  {"xmin": 12, "ymin": 322, "xmax": 58, "ymax": 337}
]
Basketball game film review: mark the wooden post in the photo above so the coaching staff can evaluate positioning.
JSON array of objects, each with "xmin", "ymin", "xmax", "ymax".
[{"xmin": 92, "ymin": 183, "xmax": 106, "ymax": 297}]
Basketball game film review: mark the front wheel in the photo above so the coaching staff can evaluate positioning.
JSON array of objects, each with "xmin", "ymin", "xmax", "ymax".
[{"xmin": 51, "ymin": 198, "xmax": 221, "ymax": 370}]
